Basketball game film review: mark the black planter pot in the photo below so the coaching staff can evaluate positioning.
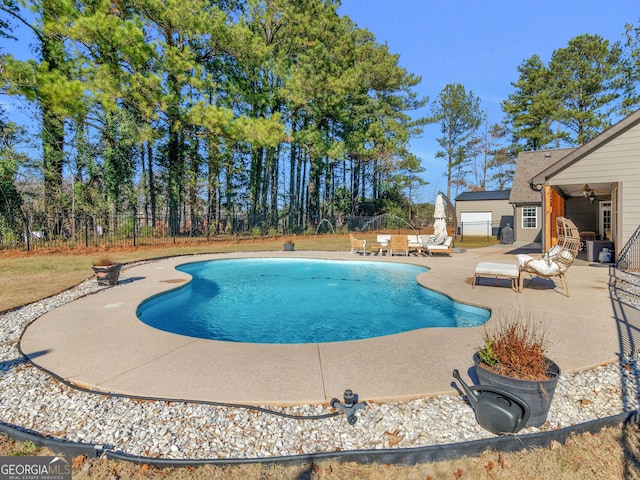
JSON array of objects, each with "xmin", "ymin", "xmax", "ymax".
[
  {"xmin": 283, "ymin": 243, "xmax": 294, "ymax": 251},
  {"xmin": 473, "ymin": 352, "xmax": 560, "ymax": 427},
  {"xmin": 92, "ymin": 264, "xmax": 123, "ymax": 286}
]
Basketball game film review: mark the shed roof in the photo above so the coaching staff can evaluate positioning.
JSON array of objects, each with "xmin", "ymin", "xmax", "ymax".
[
  {"xmin": 455, "ymin": 190, "xmax": 511, "ymax": 202},
  {"xmin": 509, "ymin": 148, "xmax": 576, "ymax": 204}
]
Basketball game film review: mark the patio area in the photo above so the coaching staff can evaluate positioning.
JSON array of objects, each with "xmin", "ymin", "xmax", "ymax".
[{"xmin": 20, "ymin": 243, "xmax": 626, "ymax": 406}]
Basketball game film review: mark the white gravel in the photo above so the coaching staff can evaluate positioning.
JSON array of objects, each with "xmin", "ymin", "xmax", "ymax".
[{"xmin": 0, "ymin": 277, "xmax": 638, "ymax": 460}]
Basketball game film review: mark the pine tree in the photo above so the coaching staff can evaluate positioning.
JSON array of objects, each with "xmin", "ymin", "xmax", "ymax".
[{"xmin": 429, "ymin": 83, "xmax": 482, "ymax": 199}]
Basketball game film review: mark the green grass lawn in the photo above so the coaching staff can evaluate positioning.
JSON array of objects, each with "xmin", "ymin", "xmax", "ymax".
[{"xmin": 0, "ymin": 234, "xmax": 501, "ymax": 312}]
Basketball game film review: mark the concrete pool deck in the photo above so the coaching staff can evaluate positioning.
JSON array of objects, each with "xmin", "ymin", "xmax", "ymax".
[{"xmin": 20, "ymin": 244, "xmax": 627, "ymax": 406}]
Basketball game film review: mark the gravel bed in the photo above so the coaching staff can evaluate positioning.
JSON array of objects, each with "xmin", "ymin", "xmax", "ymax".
[{"xmin": 0, "ymin": 279, "xmax": 638, "ymax": 460}]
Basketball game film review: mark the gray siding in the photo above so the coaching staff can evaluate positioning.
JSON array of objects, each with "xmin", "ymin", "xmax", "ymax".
[
  {"xmin": 455, "ymin": 199, "xmax": 514, "ymax": 236},
  {"xmin": 548, "ymin": 122, "xmax": 640, "ymax": 250},
  {"xmin": 513, "ymin": 205, "xmax": 542, "ymax": 243}
]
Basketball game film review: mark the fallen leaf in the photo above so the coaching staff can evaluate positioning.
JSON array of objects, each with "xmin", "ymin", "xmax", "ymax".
[
  {"xmin": 385, "ymin": 429, "xmax": 404, "ymax": 447},
  {"xmin": 550, "ymin": 440, "xmax": 562, "ymax": 450},
  {"xmin": 485, "ymin": 460, "xmax": 494, "ymax": 472},
  {"xmin": 454, "ymin": 467, "xmax": 464, "ymax": 478}
]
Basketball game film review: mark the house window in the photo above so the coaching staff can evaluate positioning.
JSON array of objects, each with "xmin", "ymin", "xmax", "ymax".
[{"xmin": 522, "ymin": 206, "xmax": 537, "ymax": 229}]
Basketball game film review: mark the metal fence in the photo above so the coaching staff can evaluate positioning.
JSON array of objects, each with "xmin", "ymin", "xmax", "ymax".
[
  {"xmin": 0, "ymin": 210, "xmax": 448, "ymax": 252},
  {"xmin": 0, "ymin": 211, "xmax": 270, "ymax": 251},
  {"xmin": 456, "ymin": 220, "xmax": 508, "ymax": 241},
  {"xmin": 617, "ymin": 224, "xmax": 640, "ymax": 271}
]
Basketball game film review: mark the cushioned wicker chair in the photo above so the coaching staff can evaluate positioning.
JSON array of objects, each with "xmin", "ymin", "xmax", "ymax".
[{"xmin": 516, "ymin": 217, "xmax": 581, "ymax": 297}]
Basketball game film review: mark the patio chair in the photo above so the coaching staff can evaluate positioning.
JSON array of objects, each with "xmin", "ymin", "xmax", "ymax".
[
  {"xmin": 388, "ymin": 235, "xmax": 409, "ymax": 256},
  {"xmin": 425, "ymin": 236, "xmax": 453, "ymax": 256},
  {"xmin": 369, "ymin": 234, "xmax": 390, "ymax": 254},
  {"xmin": 349, "ymin": 233, "xmax": 367, "ymax": 254},
  {"xmin": 516, "ymin": 217, "xmax": 581, "ymax": 297}
]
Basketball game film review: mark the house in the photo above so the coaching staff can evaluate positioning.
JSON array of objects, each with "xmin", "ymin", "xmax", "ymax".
[
  {"xmin": 515, "ymin": 107, "xmax": 640, "ymax": 263},
  {"xmin": 454, "ymin": 190, "xmax": 513, "ymax": 238},
  {"xmin": 509, "ymin": 148, "xmax": 576, "ymax": 244}
]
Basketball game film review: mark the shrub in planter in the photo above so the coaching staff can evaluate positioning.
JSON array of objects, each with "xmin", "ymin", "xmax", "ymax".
[
  {"xmin": 92, "ymin": 256, "xmax": 123, "ymax": 286},
  {"xmin": 475, "ymin": 314, "xmax": 560, "ymax": 427}
]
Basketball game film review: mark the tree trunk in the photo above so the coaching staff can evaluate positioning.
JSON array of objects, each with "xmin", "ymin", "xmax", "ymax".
[
  {"xmin": 146, "ymin": 142, "xmax": 157, "ymax": 228},
  {"xmin": 249, "ymin": 146, "xmax": 263, "ymax": 228},
  {"xmin": 40, "ymin": 3, "xmax": 66, "ymax": 216}
]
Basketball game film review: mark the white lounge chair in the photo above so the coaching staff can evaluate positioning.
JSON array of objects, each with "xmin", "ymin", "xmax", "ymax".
[
  {"xmin": 407, "ymin": 235, "xmax": 423, "ymax": 252},
  {"xmin": 425, "ymin": 236, "xmax": 453, "ymax": 256}
]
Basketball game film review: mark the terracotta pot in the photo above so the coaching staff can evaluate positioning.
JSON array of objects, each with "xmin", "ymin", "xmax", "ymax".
[
  {"xmin": 473, "ymin": 352, "xmax": 560, "ymax": 427},
  {"xmin": 92, "ymin": 264, "xmax": 122, "ymax": 286}
]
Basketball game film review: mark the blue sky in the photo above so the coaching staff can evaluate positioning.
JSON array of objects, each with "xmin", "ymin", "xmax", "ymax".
[
  {"xmin": 3, "ymin": 2, "xmax": 639, "ymax": 203},
  {"xmin": 338, "ymin": 0, "xmax": 640, "ymax": 201}
]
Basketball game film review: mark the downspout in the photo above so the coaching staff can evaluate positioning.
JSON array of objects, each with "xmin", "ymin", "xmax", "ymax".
[{"xmin": 529, "ymin": 180, "xmax": 545, "ymax": 253}]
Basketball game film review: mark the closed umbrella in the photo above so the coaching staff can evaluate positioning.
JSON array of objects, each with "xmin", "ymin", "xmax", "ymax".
[{"xmin": 433, "ymin": 194, "xmax": 447, "ymax": 238}]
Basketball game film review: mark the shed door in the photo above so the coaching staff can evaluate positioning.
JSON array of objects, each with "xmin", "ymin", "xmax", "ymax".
[{"xmin": 460, "ymin": 212, "xmax": 492, "ymax": 236}]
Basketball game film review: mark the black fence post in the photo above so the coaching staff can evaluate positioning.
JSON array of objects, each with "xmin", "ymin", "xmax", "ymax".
[
  {"xmin": 84, "ymin": 214, "xmax": 89, "ymax": 248},
  {"xmin": 133, "ymin": 208, "xmax": 137, "ymax": 247}
]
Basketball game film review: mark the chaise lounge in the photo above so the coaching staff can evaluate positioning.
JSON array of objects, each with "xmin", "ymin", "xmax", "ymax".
[{"xmin": 422, "ymin": 235, "xmax": 453, "ymax": 256}]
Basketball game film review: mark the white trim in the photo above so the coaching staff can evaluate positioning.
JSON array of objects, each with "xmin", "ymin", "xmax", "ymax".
[{"xmin": 599, "ymin": 201, "xmax": 612, "ymax": 240}]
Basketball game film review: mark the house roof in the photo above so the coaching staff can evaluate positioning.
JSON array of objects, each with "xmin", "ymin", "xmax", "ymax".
[
  {"xmin": 509, "ymin": 148, "xmax": 576, "ymax": 204},
  {"xmin": 531, "ymin": 108, "xmax": 640, "ymax": 184},
  {"xmin": 455, "ymin": 190, "xmax": 511, "ymax": 202}
]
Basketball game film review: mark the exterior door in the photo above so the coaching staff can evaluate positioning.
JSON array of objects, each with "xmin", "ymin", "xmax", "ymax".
[{"xmin": 599, "ymin": 201, "xmax": 612, "ymax": 240}]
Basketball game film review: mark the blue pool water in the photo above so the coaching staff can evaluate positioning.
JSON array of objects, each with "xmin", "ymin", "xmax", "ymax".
[{"xmin": 137, "ymin": 258, "xmax": 489, "ymax": 344}]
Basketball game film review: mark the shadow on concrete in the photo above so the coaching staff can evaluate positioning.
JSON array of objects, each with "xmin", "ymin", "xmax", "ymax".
[
  {"xmin": 608, "ymin": 266, "xmax": 640, "ymax": 479},
  {"xmin": 504, "ymin": 243, "xmax": 542, "ymax": 256},
  {"xmin": 118, "ymin": 276, "xmax": 146, "ymax": 285}
]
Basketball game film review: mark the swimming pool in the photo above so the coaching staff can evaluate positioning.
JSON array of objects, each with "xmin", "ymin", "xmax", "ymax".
[{"xmin": 137, "ymin": 258, "xmax": 490, "ymax": 344}]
